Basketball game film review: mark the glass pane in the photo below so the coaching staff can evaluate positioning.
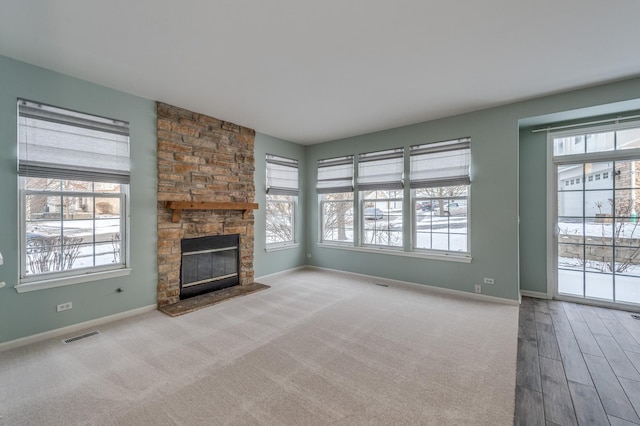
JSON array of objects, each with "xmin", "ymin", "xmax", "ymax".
[
  {"xmin": 558, "ymin": 191, "xmax": 583, "ymax": 217},
  {"xmin": 558, "ymin": 218, "xmax": 584, "ymax": 245},
  {"xmin": 361, "ymin": 191, "xmax": 403, "ymax": 248},
  {"xmin": 94, "ymin": 182, "xmax": 121, "ymax": 192},
  {"xmin": 614, "ymin": 247, "xmax": 640, "ymax": 275},
  {"xmin": 266, "ymin": 197, "xmax": 294, "ymax": 244},
  {"xmin": 584, "ymin": 190, "xmax": 612, "ymax": 218},
  {"xmin": 558, "ymin": 269, "xmax": 583, "ymax": 297},
  {"xmin": 25, "ymin": 177, "xmax": 61, "ymax": 191},
  {"xmin": 95, "ymin": 197, "xmax": 121, "ymax": 218},
  {"xmin": 95, "ymin": 241, "xmax": 119, "ymax": 267},
  {"xmin": 613, "ymin": 190, "xmax": 640, "ymax": 218},
  {"xmin": 615, "ymin": 275, "xmax": 640, "ymax": 304},
  {"xmin": 586, "ymin": 246, "xmax": 613, "ymax": 272},
  {"xmin": 321, "ymin": 194, "xmax": 353, "ymax": 243},
  {"xmin": 617, "ymin": 128, "xmax": 640, "ymax": 150},
  {"xmin": 614, "ymin": 219, "xmax": 640, "ymax": 246},
  {"xmin": 558, "ymin": 164, "xmax": 583, "ymax": 191},
  {"xmin": 585, "ymin": 162, "xmax": 613, "ymax": 190},
  {"xmin": 25, "ymin": 194, "xmax": 61, "ymax": 222},
  {"xmin": 62, "ymin": 179, "xmax": 93, "ymax": 192},
  {"xmin": 431, "ymin": 232, "xmax": 450, "ymax": 251},
  {"xmin": 613, "ymin": 161, "xmax": 640, "ymax": 189},
  {"xmin": 586, "ymin": 131, "xmax": 614, "ymax": 153},
  {"xmin": 71, "ymin": 241, "xmax": 94, "ymax": 269},
  {"xmin": 450, "ymin": 234, "xmax": 467, "ymax": 252},
  {"xmin": 585, "ymin": 272, "xmax": 613, "ymax": 300},
  {"xmin": 558, "ymin": 243, "xmax": 584, "ymax": 271},
  {"xmin": 585, "ymin": 220, "xmax": 613, "ymax": 246},
  {"xmin": 554, "ymin": 135, "xmax": 584, "ymax": 156}
]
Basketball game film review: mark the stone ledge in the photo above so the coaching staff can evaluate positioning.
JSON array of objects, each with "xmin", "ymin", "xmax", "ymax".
[{"xmin": 158, "ymin": 283, "xmax": 269, "ymax": 317}]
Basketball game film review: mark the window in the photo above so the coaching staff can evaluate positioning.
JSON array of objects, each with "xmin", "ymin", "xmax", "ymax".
[
  {"xmin": 18, "ymin": 99, "xmax": 129, "ymax": 286},
  {"xmin": 265, "ymin": 154, "xmax": 298, "ymax": 247},
  {"xmin": 317, "ymin": 156, "xmax": 354, "ymax": 244},
  {"xmin": 571, "ymin": 179, "xmax": 575, "ymax": 185},
  {"xmin": 595, "ymin": 174, "xmax": 601, "ymax": 180},
  {"xmin": 410, "ymin": 137, "xmax": 470, "ymax": 253},
  {"xmin": 589, "ymin": 175, "xmax": 594, "ymax": 182},
  {"xmin": 358, "ymin": 148, "xmax": 404, "ymax": 247},
  {"xmin": 603, "ymin": 172, "xmax": 609, "ymax": 179}
]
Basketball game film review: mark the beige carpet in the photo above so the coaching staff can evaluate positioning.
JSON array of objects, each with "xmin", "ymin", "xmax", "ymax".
[{"xmin": 0, "ymin": 268, "xmax": 518, "ymax": 425}]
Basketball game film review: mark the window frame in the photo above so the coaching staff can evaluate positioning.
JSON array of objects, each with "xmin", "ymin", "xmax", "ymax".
[
  {"xmin": 265, "ymin": 154, "xmax": 299, "ymax": 250},
  {"xmin": 412, "ymin": 187, "xmax": 470, "ymax": 254},
  {"xmin": 319, "ymin": 193, "xmax": 354, "ymax": 245},
  {"xmin": 409, "ymin": 137, "xmax": 471, "ymax": 258},
  {"xmin": 316, "ymin": 155, "xmax": 355, "ymax": 246},
  {"xmin": 15, "ymin": 100, "xmax": 131, "ymax": 292},
  {"xmin": 360, "ymin": 190, "xmax": 404, "ymax": 249},
  {"xmin": 265, "ymin": 194, "xmax": 298, "ymax": 249}
]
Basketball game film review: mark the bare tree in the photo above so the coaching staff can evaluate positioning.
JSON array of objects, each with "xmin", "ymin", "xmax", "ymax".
[
  {"xmin": 321, "ymin": 193, "xmax": 353, "ymax": 241},
  {"xmin": 26, "ymin": 235, "xmax": 84, "ymax": 274}
]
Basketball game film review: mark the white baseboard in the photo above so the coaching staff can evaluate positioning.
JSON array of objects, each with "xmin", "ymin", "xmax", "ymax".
[
  {"xmin": 305, "ymin": 265, "xmax": 520, "ymax": 306},
  {"xmin": 254, "ymin": 265, "xmax": 308, "ymax": 282},
  {"xmin": 0, "ymin": 304, "xmax": 157, "ymax": 353},
  {"xmin": 520, "ymin": 290, "xmax": 550, "ymax": 300}
]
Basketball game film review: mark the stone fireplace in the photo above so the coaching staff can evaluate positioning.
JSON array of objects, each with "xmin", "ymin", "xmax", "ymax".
[{"xmin": 156, "ymin": 103, "xmax": 256, "ymax": 307}]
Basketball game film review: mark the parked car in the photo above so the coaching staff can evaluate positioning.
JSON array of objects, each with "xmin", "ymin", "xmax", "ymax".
[
  {"xmin": 443, "ymin": 202, "xmax": 467, "ymax": 216},
  {"xmin": 364, "ymin": 207, "xmax": 384, "ymax": 220},
  {"xmin": 416, "ymin": 201, "xmax": 439, "ymax": 211}
]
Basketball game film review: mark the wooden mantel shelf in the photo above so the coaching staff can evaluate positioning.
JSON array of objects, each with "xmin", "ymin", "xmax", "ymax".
[{"xmin": 164, "ymin": 201, "xmax": 259, "ymax": 222}]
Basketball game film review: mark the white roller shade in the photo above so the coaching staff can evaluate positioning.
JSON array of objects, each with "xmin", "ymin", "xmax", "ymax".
[
  {"xmin": 18, "ymin": 99, "xmax": 130, "ymax": 183},
  {"xmin": 357, "ymin": 148, "xmax": 404, "ymax": 191},
  {"xmin": 410, "ymin": 138, "xmax": 470, "ymax": 188},
  {"xmin": 316, "ymin": 155, "xmax": 354, "ymax": 193},
  {"xmin": 266, "ymin": 154, "xmax": 299, "ymax": 196}
]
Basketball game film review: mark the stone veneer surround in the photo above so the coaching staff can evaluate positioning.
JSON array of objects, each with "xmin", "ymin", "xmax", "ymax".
[{"xmin": 156, "ymin": 103, "xmax": 256, "ymax": 307}]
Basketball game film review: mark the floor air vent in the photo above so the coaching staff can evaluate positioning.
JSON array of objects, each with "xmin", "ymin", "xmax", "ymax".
[
  {"xmin": 63, "ymin": 331, "xmax": 100, "ymax": 344},
  {"xmin": 631, "ymin": 314, "xmax": 640, "ymax": 320}
]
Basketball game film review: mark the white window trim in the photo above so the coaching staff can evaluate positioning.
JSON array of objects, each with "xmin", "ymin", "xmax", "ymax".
[
  {"xmin": 265, "ymin": 242, "xmax": 300, "ymax": 252},
  {"xmin": 15, "ymin": 268, "xmax": 132, "ymax": 293}
]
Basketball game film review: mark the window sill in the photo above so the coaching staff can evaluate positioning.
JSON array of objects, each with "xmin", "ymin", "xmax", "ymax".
[
  {"xmin": 317, "ymin": 243, "xmax": 472, "ymax": 263},
  {"xmin": 265, "ymin": 243, "xmax": 300, "ymax": 253},
  {"xmin": 15, "ymin": 268, "xmax": 132, "ymax": 293}
]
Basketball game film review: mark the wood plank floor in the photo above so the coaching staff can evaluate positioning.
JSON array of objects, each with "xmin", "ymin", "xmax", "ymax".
[{"xmin": 515, "ymin": 297, "xmax": 640, "ymax": 425}]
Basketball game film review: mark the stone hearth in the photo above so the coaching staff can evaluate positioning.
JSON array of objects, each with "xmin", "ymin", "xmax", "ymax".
[{"xmin": 156, "ymin": 103, "xmax": 256, "ymax": 307}]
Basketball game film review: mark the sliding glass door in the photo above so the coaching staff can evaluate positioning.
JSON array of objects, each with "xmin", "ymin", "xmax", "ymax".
[{"xmin": 552, "ymin": 123, "xmax": 640, "ymax": 307}]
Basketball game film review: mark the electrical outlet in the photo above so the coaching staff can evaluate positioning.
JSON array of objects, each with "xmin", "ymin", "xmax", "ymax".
[
  {"xmin": 475, "ymin": 284, "xmax": 482, "ymax": 294},
  {"xmin": 57, "ymin": 302, "xmax": 72, "ymax": 312},
  {"xmin": 484, "ymin": 278, "xmax": 494, "ymax": 284}
]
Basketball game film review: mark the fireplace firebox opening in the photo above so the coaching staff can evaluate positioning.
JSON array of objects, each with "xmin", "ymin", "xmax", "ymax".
[{"xmin": 180, "ymin": 234, "xmax": 240, "ymax": 300}]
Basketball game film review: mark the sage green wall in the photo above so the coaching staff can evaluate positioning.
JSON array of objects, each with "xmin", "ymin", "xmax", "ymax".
[
  {"xmin": 519, "ymin": 129, "xmax": 548, "ymax": 294},
  {"xmin": 253, "ymin": 133, "xmax": 307, "ymax": 278},
  {"xmin": 305, "ymin": 109, "xmax": 521, "ymax": 300},
  {"xmin": 306, "ymin": 77, "xmax": 640, "ymax": 301},
  {"xmin": 0, "ymin": 56, "xmax": 157, "ymax": 344}
]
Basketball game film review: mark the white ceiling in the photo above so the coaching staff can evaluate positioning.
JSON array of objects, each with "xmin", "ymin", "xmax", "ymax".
[{"xmin": 1, "ymin": 1, "xmax": 640, "ymax": 144}]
